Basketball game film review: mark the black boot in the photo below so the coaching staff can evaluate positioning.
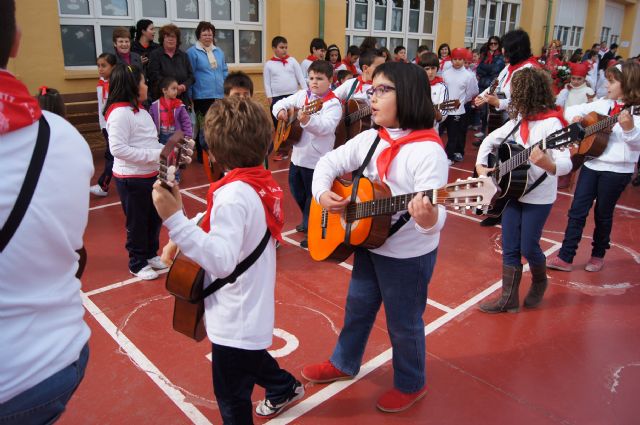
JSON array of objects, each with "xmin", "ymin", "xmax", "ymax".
[
  {"xmin": 524, "ymin": 263, "xmax": 548, "ymax": 308},
  {"xmin": 480, "ymin": 215, "xmax": 502, "ymax": 227},
  {"xmin": 479, "ymin": 264, "xmax": 522, "ymax": 314}
]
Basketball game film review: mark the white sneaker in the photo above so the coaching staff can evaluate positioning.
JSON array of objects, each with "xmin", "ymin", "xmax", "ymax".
[
  {"xmin": 447, "ymin": 159, "xmax": 454, "ymax": 166},
  {"xmin": 90, "ymin": 184, "xmax": 108, "ymax": 197},
  {"xmin": 474, "ymin": 132, "xmax": 485, "ymax": 138},
  {"xmin": 147, "ymin": 256, "xmax": 169, "ymax": 270},
  {"xmin": 131, "ymin": 265, "xmax": 158, "ymax": 280}
]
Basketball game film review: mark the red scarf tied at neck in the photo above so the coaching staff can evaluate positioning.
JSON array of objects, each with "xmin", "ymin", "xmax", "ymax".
[
  {"xmin": 306, "ymin": 54, "xmax": 319, "ymax": 62},
  {"xmin": 354, "ymin": 75, "xmax": 372, "ymax": 93},
  {"xmin": 97, "ymin": 78, "xmax": 110, "ymax": 101},
  {"xmin": 376, "ymin": 128, "xmax": 444, "ymax": 180},
  {"xmin": 520, "ymin": 106, "xmax": 568, "ymax": 146},
  {"xmin": 270, "ymin": 55, "xmax": 290, "ymax": 66},
  {"xmin": 200, "ymin": 166, "xmax": 284, "ymax": 242},
  {"xmin": 159, "ymin": 97, "xmax": 183, "ymax": 128},
  {"xmin": 104, "ymin": 102, "xmax": 145, "ymax": 122},
  {"xmin": 429, "ymin": 76, "xmax": 444, "ymax": 87},
  {"xmin": 0, "ymin": 70, "xmax": 42, "ymax": 134},
  {"xmin": 609, "ymin": 101, "xmax": 625, "ymax": 117},
  {"xmin": 342, "ymin": 58, "xmax": 358, "ymax": 76},
  {"xmin": 504, "ymin": 56, "xmax": 541, "ymax": 85}
]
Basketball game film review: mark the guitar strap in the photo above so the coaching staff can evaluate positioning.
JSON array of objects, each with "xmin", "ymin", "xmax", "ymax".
[
  {"xmin": 345, "ymin": 78, "xmax": 359, "ymax": 103},
  {"xmin": 198, "ymin": 229, "xmax": 271, "ymax": 301},
  {"xmin": 0, "ymin": 116, "xmax": 49, "ymax": 253}
]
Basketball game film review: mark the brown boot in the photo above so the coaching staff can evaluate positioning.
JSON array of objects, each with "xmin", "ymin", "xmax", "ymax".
[
  {"xmin": 524, "ymin": 263, "xmax": 548, "ymax": 308},
  {"xmin": 479, "ymin": 264, "xmax": 522, "ymax": 313}
]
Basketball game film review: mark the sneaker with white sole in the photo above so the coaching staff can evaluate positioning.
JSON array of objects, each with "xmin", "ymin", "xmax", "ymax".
[
  {"xmin": 447, "ymin": 159, "xmax": 454, "ymax": 166},
  {"xmin": 474, "ymin": 132, "xmax": 485, "ymax": 138},
  {"xmin": 130, "ymin": 265, "xmax": 158, "ymax": 280},
  {"xmin": 255, "ymin": 381, "xmax": 304, "ymax": 419},
  {"xmin": 147, "ymin": 256, "xmax": 169, "ymax": 270},
  {"xmin": 90, "ymin": 184, "xmax": 108, "ymax": 197}
]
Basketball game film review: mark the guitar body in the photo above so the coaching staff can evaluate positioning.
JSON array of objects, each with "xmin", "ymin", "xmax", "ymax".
[
  {"xmin": 345, "ymin": 99, "xmax": 372, "ymax": 141},
  {"xmin": 165, "ymin": 250, "xmax": 207, "ymax": 341},
  {"xmin": 486, "ymin": 143, "xmax": 529, "ymax": 218},
  {"xmin": 308, "ymin": 178, "xmax": 392, "ymax": 262},
  {"xmin": 272, "ymin": 118, "xmax": 293, "ymax": 153},
  {"xmin": 571, "ymin": 111, "xmax": 611, "ymax": 170}
]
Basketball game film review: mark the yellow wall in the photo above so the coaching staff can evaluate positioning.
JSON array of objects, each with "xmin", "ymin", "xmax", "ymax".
[
  {"xmin": 584, "ymin": 0, "xmax": 606, "ymax": 48},
  {"xmin": 519, "ymin": 0, "xmax": 554, "ymax": 56},
  {"xmin": 619, "ymin": 1, "xmax": 639, "ymax": 58},
  {"xmin": 436, "ymin": 0, "xmax": 467, "ymax": 49}
]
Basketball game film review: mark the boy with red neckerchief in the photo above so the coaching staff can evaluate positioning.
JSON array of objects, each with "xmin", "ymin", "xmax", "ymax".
[
  {"xmin": 334, "ymin": 48, "xmax": 385, "ymax": 104},
  {"xmin": 335, "ymin": 45, "xmax": 361, "ymax": 76},
  {"xmin": 273, "ymin": 60, "xmax": 342, "ymax": 247},
  {"xmin": 153, "ymin": 97, "xmax": 303, "ymax": 423},
  {"xmin": 300, "ymin": 37, "xmax": 327, "ymax": 77},
  {"xmin": 419, "ymin": 52, "xmax": 449, "ymax": 131}
]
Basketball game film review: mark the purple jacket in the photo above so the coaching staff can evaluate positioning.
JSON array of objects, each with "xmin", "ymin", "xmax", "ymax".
[{"xmin": 149, "ymin": 99, "xmax": 193, "ymax": 138}]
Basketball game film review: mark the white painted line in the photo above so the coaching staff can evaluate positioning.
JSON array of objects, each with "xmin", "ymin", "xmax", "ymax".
[
  {"xmin": 84, "ymin": 269, "xmax": 169, "ymax": 297},
  {"xmin": 180, "ymin": 189, "xmax": 207, "ymax": 205},
  {"xmin": 81, "ymin": 294, "xmax": 212, "ymax": 425},
  {"xmin": 427, "ymin": 298, "xmax": 454, "ymax": 313},
  {"xmin": 89, "ymin": 201, "xmax": 121, "ymax": 211},
  {"xmin": 266, "ymin": 243, "xmax": 561, "ymax": 424}
]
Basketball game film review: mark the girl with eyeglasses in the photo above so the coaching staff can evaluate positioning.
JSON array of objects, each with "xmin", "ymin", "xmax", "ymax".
[{"xmin": 302, "ymin": 62, "xmax": 448, "ymax": 413}]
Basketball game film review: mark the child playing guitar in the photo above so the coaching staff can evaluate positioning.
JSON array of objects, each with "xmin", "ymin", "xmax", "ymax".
[{"xmin": 301, "ymin": 62, "xmax": 448, "ymax": 413}]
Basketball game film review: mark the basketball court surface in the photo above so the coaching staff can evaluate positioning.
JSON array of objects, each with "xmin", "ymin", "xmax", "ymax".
[{"xmin": 59, "ymin": 138, "xmax": 640, "ymax": 425}]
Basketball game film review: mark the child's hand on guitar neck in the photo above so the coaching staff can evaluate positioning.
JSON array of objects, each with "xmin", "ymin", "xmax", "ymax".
[
  {"xmin": 152, "ymin": 180, "xmax": 184, "ymax": 221},
  {"xmin": 408, "ymin": 192, "xmax": 438, "ymax": 229},
  {"xmin": 277, "ymin": 109, "xmax": 288, "ymax": 121},
  {"xmin": 319, "ymin": 191, "xmax": 350, "ymax": 213},
  {"xmin": 297, "ymin": 108, "xmax": 311, "ymax": 125},
  {"xmin": 619, "ymin": 110, "xmax": 635, "ymax": 132},
  {"xmin": 475, "ymin": 164, "xmax": 495, "ymax": 176},
  {"xmin": 529, "ymin": 146, "xmax": 556, "ymax": 174}
]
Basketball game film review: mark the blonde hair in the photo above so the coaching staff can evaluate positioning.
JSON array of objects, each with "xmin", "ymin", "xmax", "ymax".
[{"xmin": 204, "ymin": 97, "xmax": 272, "ymax": 170}]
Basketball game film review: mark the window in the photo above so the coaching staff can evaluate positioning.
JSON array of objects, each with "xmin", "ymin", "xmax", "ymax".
[
  {"xmin": 57, "ymin": 0, "xmax": 264, "ymax": 67},
  {"xmin": 464, "ymin": 0, "xmax": 520, "ymax": 49},
  {"xmin": 346, "ymin": 0, "xmax": 438, "ymax": 60}
]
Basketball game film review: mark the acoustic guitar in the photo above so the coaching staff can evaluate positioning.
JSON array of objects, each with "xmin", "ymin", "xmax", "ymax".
[
  {"xmin": 308, "ymin": 176, "xmax": 498, "ymax": 262},
  {"xmin": 333, "ymin": 99, "xmax": 461, "ymax": 149},
  {"xmin": 272, "ymin": 99, "xmax": 323, "ymax": 153},
  {"xmin": 486, "ymin": 78, "xmax": 506, "ymax": 134}
]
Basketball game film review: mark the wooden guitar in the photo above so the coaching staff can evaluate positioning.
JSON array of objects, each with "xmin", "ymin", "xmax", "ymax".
[
  {"xmin": 272, "ymin": 99, "xmax": 323, "ymax": 153},
  {"xmin": 486, "ymin": 78, "xmax": 506, "ymax": 134},
  {"xmin": 308, "ymin": 176, "xmax": 498, "ymax": 262},
  {"xmin": 334, "ymin": 99, "xmax": 461, "ymax": 149}
]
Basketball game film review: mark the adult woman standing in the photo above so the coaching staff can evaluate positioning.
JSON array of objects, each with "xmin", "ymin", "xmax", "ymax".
[
  {"xmin": 112, "ymin": 27, "xmax": 143, "ymax": 69},
  {"xmin": 186, "ymin": 21, "xmax": 228, "ymax": 163},
  {"xmin": 130, "ymin": 19, "xmax": 159, "ymax": 68},
  {"xmin": 147, "ymin": 24, "xmax": 194, "ymax": 104},
  {"xmin": 474, "ymin": 36, "xmax": 504, "ymax": 139}
]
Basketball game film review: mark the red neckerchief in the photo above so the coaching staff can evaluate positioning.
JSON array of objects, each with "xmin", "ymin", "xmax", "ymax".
[
  {"xmin": 609, "ymin": 101, "xmax": 624, "ymax": 116},
  {"xmin": 119, "ymin": 52, "xmax": 131, "ymax": 65},
  {"xmin": 332, "ymin": 61, "xmax": 341, "ymax": 69},
  {"xmin": 341, "ymin": 58, "xmax": 358, "ymax": 76},
  {"xmin": 97, "ymin": 78, "xmax": 110, "ymax": 101},
  {"xmin": 504, "ymin": 56, "xmax": 541, "ymax": 85},
  {"xmin": 140, "ymin": 41, "xmax": 149, "ymax": 49},
  {"xmin": 270, "ymin": 55, "xmax": 290, "ymax": 66},
  {"xmin": 484, "ymin": 51, "xmax": 495, "ymax": 64},
  {"xmin": 376, "ymin": 128, "xmax": 444, "ymax": 180},
  {"xmin": 429, "ymin": 76, "xmax": 444, "ymax": 87},
  {"xmin": 520, "ymin": 106, "xmax": 568, "ymax": 146},
  {"xmin": 354, "ymin": 75, "xmax": 372, "ymax": 93},
  {"xmin": 439, "ymin": 56, "xmax": 451, "ymax": 70},
  {"xmin": 305, "ymin": 89, "xmax": 337, "ymax": 106},
  {"xmin": 104, "ymin": 102, "xmax": 144, "ymax": 121},
  {"xmin": 159, "ymin": 97, "xmax": 182, "ymax": 128},
  {"xmin": 306, "ymin": 54, "xmax": 318, "ymax": 62},
  {"xmin": 200, "ymin": 166, "xmax": 284, "ymax": 242},
  {"xmin": 0, "ymin": 70, "xmax": 42, "ymax": 134}
]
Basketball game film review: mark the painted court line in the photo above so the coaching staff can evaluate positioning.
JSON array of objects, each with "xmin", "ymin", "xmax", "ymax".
[
  {"xmin": 81, "ymin": 294, "xmax": 212, "ymax": 425},
  {"xmin": 84, "ymin": 269, "xmax": 169, "ymax": 297},
  {"xmin": 265, "ymin": 243, "xmax": 561, "ymax": 424}
]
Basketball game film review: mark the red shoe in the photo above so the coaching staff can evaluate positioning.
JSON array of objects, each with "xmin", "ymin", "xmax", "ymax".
[
  {"xmin": 585, "ymin": 257, "xmax": 604, "ymax": 272},
  {"xmin": 376, "ymin": 387, "xmax": 428, "ymax": 413},
  {"xmin": 547, "ymin": 255, "xmax": 572, "ymax": 272},
  {"xmin": 301, "ymin": 360, "xmax": 352, "ymax": 384}
]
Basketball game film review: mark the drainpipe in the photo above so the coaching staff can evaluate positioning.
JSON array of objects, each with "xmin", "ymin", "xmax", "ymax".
[
  {"xmin": 544, "ymin": 0, "xmax": 553, "ymax": 47},
  {"xmin": 319, "ymin": 0, "xmax": 325, "ymax": 39}
]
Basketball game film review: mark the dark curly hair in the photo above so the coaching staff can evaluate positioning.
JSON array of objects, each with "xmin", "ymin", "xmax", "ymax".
[{"xmin": 508, "ymin": 67, "xmax": 556, "ymax": 120}]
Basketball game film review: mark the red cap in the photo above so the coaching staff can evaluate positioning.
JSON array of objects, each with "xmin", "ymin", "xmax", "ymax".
[
  {"xmin": 569, "ymin": 62, "xmax": 589, "ymax": 77},
  {"xmin": 606, "ymin": 59, "xmax": 618, "ymax": 69},
  {"xmin": 451, "ymin": 48, "xmax": 467, "ymax": 60}
]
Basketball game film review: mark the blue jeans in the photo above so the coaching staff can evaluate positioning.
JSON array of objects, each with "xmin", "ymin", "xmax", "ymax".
[
  {"xmin": 288, "ymin": 163, "xmax": 314, "ymax": 230},
  {"xmin": 501, "ymin": 200, "xmax": 553, "ymax": 267},
  {"xmin": 0, "ymin": 343, "xmax": 89, "ymax": 425},
  {"xmin": 331, "ymin": 248, "xmax": 437, "ymax": 393},
  {"xmin": 558, "ymin": 166, "xmax": 632, "ymax": 262},
  {"xmin": 211, "ymin": 343, "xmax": 297, "ymax": 425}
]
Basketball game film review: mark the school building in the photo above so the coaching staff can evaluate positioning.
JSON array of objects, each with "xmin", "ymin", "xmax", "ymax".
[{"xmin": 9, "ymin": 0, "xmax": 640, "ymax": 100}]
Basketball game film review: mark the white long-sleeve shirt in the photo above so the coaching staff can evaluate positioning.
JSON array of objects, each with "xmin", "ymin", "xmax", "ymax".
[
  {"xmin": 263, "ymin": 57, "xmax": 307, "ymax": 98},
  {"xmin": 300, "ymin": 58, "xmax": 314, "ymax": 77},
  {"xmin": 480, "ymin": 61, "xmax": 537, "ymax": 111},
  {"xmin": 431, "ymin": 80, "xmax": 449, "ymax": 130},
  {"xmin": 312, "ymin": 128, "xmax": 448, "ymax": 258},
  {"xmin": 272, "ymin": 90, "xmax": 342, "ymax": 169},
  {"xmin": 555, "ymin": 84, "xmax": 595, "ymax": 109},
  {"xmin": 97, "ymin": 78, "xmax": 108, "ymax": 129},
  {"xmin": 476, "ymin": 116, "xmax": 572, "ymax": 204},
  {"xmin": 0, "ymin": 112, "xmax": 92, "ymax": 403},
  {"xmin": 164, "ymin": 181, "xmax": 277, "ymax": 350},
  {"xmin": 106, "ymin": 106, "xmax": 164, "ymax": 177},
  {"xmin": 565, "ymin": 98, "xmax": 640, "ymax": 173},
  {"xmin": 333, "ymin": 77, "xmax": 371, "ymax": 102},
  {"xmin": 442, "ymin": 66, "xmax": 478, "ymax": 115}
]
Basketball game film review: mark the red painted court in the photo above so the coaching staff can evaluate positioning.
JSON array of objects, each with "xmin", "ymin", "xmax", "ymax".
[{"xmin": 59, "ymin": 137, "xmax": 639, "ymax": 425}]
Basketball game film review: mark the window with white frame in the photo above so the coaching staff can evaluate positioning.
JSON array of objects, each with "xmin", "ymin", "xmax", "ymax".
[
  {"xmin": 464, "ymin": 0, "xmax": 520, "ymax": 49},
  {"xmin": 57, "ymin": 0, "xmax": 264, "ymax": 68},
  {"xmin": 345, "ymin": 0, "xmax": 438, "ymax": 60},
  {"xmin": 552, "ymin": 25, "xmax": 583, "ymax": 56}
]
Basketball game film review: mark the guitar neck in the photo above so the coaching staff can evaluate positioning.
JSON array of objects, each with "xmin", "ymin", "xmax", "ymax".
[
  {"xmin": 583, "ymin": 113, "xmax": 620, "ymax": 137},
  {"xmin": 347, "ymin": 104, "xmax": 372, "ymax": 122},
  {"xmin": 347, "ymin": 189, "xmax": 436, "ymax": 220}
]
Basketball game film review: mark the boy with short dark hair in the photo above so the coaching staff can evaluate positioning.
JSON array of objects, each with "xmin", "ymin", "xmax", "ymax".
[
  {"xmin": 336, "ymin": 69, "xmax": 353, "ymax": 87},
  {"xmin": 336, "ymin": 45, "xmax": 361, "ymax": 76},
  {"xmin": 224, "ymin": 71, "xmax": 254, "ymax": 98},
  {"xmin": 411, "ymin": 45, "xmax": 430, "ymax": 64},
  {"xmin": 334, "ymin": 48, "xmax": 385, "ymax": 103},
  {"xmin": 152, "ymin": 97, "xmax": 303, "ymax": 424},
  {"xmin": 393, "ymin": 45, "xmax": 407, "ymax": 62},
  {"xmin": 301, "ymin": 38, "xmax": 328, "ymax": 76},
  {"xmin": 419, "ymin": 52, "xmax": 449, "ymax": 131}
]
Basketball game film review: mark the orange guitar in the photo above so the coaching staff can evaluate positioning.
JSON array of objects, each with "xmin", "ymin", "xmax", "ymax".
[
  {"xmin": 272, "ymin": 99, "xmax": 323, "ymax": 153},
  {"xmin": 308, "ymin": 176, "xmax": 498, "ymax": 262}
]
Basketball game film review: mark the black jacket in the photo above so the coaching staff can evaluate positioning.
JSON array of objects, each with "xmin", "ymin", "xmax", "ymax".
[
  {"xmin": 476, "ymin": 53, "xmax": 505, "ymax": 92},
  {"xmin": 147, "ymin": 48, "xmax": 195, "ymax": 104},
  {"xmin": 116, "ymin": 51, "xmax": 144, "ymax": 72}
]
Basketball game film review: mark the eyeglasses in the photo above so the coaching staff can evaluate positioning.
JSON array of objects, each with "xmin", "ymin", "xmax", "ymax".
[
  {"xmin": 489, "ymin": 42, "xmax": 499, "ymax": 46},
  {"xmin": 366, "ymin": 84, "xmax": 396, "ymax": 98}
]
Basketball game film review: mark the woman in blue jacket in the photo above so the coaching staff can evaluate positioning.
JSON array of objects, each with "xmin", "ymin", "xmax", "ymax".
[{"xmin": 474, "ymin": 36, "xmax": 505, "ymax": 140}]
